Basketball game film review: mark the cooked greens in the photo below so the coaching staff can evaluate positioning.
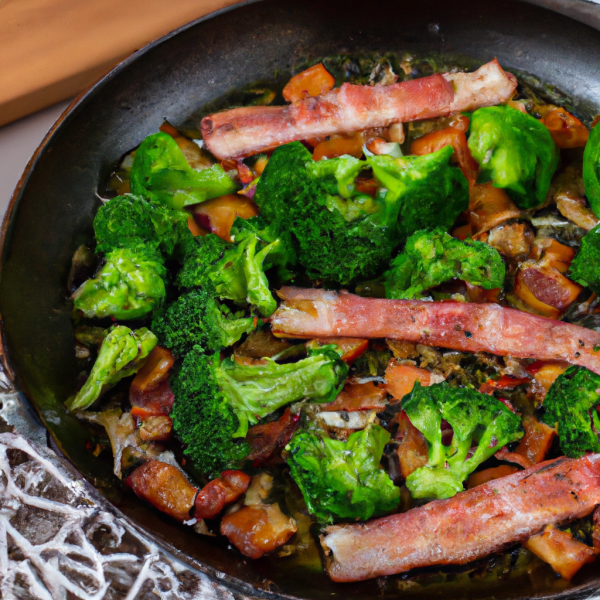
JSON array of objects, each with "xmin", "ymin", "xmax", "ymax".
[{"xmin": 468, "ymin": 105, "xmax": 559, "ymax": 209}]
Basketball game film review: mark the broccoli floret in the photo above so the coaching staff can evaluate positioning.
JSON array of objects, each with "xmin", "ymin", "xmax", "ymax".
[
  {"xmin": 151, "ymin": 287, "xmax": 255, "ymax": 357},
  {"xmin": 367, "ymin": 146, "xmax": 470, "ymax": 240},
  {"xmin": 177, "ymin": 218, "xmax": 289, "ymax": 317},
  {"xmin": 286, "ymin": 422, "xmax": 400, "ymax": 523},
  {"xmin": 583, "ymin": 122, "xmax": 600, "ymax": 217},
  {"xmin": 73, "ymin": 247, "xmax": 167, "ymax": 320},
  {"xmin": 383, "ymin": 227, "xmax": 506, "ymax": 299},
  {"xmin": 254, "ymin": 142, "xmax": 468, "ymax": 285},
  {"xmin": 170, "ymin": 347, "xmax": 250, "ymax": 477},
  {"xmin": 170, "ymin": 345, "xmax": 348, "ymax": 475},
  {"xmin": 219, "ymin": 346, "xmax": 348, "ymax": 437},
  {"xmin": 130, "ymin": 132, "xmax": 238, "ymax": 209},
  {"xmin": 570, "ymin": 223, "xmax": 600, "ymax": 293},
  {"xmin": 402, "ymin": 382, "xmax": 524, "ymax": 499},
  {"xmin": 468, "ymin": 105, "xmax": 559, "ymax": 209},
  {"xmin": 94, "ymin": 194, "xmax": 190, "ymax": 259},
  {"xmin": 66, "ymin": 325, "xmax": 157, "ymax": 410},
  {"xmin": 541, "ymin": 366, "xmax": 600, "ymax": 458}
]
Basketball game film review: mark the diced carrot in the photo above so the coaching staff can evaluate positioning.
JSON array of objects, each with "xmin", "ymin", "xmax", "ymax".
[
  {"xmin": 514, "ymin": 263, "xmax": 582, "ymax": 318},
  {"xmin": 410, "ymin": 126, "xmax": 478, "ymax": 185},
  {"xmin": 515, "ymin": 416, "xmax": 556, "ymax": 465},
  {"xmin": 190, "ymin": 194, "xmax": 259, "ymax": 242},
  {"xmin": 385, "ymin": 360, "xmax": 433, "ymax": 401},
  {"xmin": 396, "ymin": 411, "xmax": 429, "ymax": 479},
  {"xmin": 282, "ymin": 63, "xmax": 335, "ymax": 103},
  {"xmin": 187, "ymin": 215, "xmax": 206, "ymax": 237},
  {"xmin": 525, "ymin": 525, "xmax": 597, "ymax": 580},
  {"xmin": 530, "ymin": 238, "xmax": 576, "ymax": 273},
  {"xmin": 468, "ymin": 182, "xmax": 521, "ymax": 234},
  {"xmin": 526, "ymin": 361, "xmax": 570, "ymax": 393},
  {"xmin": 467, "ymin": 465, "xmax": 518, "ymax": 489},
  {"xmin": 542, "ymin": 108, "xmax": 589, "ymax": 149},
  {"xmin": 327, "ymin": 380, "xmax": 388, "ymax": 412},
  {"xmin": 131, "ymin": 346, "xmax": 175, "ymax": 393},
  {"xmin": 313, "ymin": 135, "xmax": 364, "ymax": 161}
]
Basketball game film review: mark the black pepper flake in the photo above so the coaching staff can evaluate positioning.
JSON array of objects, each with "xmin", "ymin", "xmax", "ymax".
[
  {"xmin": 579, "ymin": 340, "xmax": 585, "ymax": 347},
  {"xmin": 464, "ymin": 331, "xmax": 473, "ymax": 338},
  {"xmin": 575, "ymin": 351, "xmax": 581, "ymax": 358},
  {"xmin": 454, "ymin": 324, "xmax": 462, "ymax": 331}
]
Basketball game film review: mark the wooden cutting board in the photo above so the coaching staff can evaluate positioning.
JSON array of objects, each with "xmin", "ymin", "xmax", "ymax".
[{"xmin": 0, "ymin": 0, "xmax": 241, "ymax": 126}]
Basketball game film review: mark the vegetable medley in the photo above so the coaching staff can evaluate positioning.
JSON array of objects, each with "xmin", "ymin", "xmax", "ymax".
[{"xmin": 68, "ymin": 54, "xmax": 600, "ymax": 585}]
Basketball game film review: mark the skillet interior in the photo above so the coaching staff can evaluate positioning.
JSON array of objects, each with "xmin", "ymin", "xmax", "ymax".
[{"xmin": 2, "ymin": 0, "xmax": 600, "ymax": 598}]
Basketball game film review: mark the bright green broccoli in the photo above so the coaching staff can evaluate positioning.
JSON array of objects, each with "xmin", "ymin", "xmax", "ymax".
[
  {"xmin": 73, "ymin": 247, "xmax": 167, "ymax": 320},
  {"xmin": 541, "ymin": 366, "xmax": 600, "ymax": 458},
  {"xmin": 66, "ymin": 325, "xmax": 157, "ymax": 410},
  {"xmin": 130, "ymin": 132, "xmax": 238, "ymax": 209},
  {"xmin": 151, "ymin": 287, "xmax": 256, "ymax": 358},
  {"xmin": 383, "ymin": 227, "xmax": 506, "ymax": 299},
  {"xmin": 170, "ymin": 345, "xmax": 348, "ymax": 475},
  {"xmin": 177, "ymin": 218, "xmax": 291, "ymax": 317},
  {"xmin": 94, "ymin": 194, "xmax": 190, "ymax": 259},
  {"xmin": 170, "ymin": 347, "xmax": 250, "ymax": 477},
  {"xmin": 570, "ymin": 222, "xmax": 600, "ymax": 293},
  {"xmin": 254, "ymin": 142, "xmax": 469, "ymax": 285},
  {"xmin": 286, "ymin": 422, "xmax": 400, "ymax": 522},
  {"xmin": 402, "ymin": 382, "xmax": 524, "ymax": 499},
  {"xmin": 583, "ymin": 123, "xmax": 600, "ymax": 217},
  {"xmin": 468, "ymin": 105, "xmax": 559, "ymax": 209},
  {"xmin": 219, "ymin": 346, "xmax": 348, "ymax": 437},
  {"xmin": 367, "ymin": 146, "xmax": 470, "ymax": 240}
]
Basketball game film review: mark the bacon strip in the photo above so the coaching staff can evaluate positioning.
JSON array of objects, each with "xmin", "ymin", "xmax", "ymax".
[
  {"xmin": 271, "ymin": 288, "xmax": 600, "ymax": 375},
  {"xmin": 321, "ymin": 455, "xmax": 600, "ymax": 582},
  {"xmin": 202, "ymin": 60, "xmax": 517, "ymax": 160}
]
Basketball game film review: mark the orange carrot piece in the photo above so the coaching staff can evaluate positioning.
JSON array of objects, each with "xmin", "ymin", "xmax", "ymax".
[
  {"xmin": 282, "ymin": 63, "xmax": 335, "ymax": 104},
  {"xmin": 385, "ymin": 360, "xmax": 432, "ymax": 401},
  {"xmin": 467, "ymin": 465, "xmax": 518, "ymax": 489}
]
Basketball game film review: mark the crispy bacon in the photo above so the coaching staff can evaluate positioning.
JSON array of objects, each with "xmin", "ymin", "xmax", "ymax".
[
  {"xmin": 125, "ymin": 460, "xmax": 197, "ymax": 523},
  {"xmin": 194, "ymin": 470, "xmax": 251, "ymax": 520},
  {"xmin": 271, "ymin": 287, "xmax": 600, "ymax": 375},
  {"xmin": 202, "ymin": 60, "xmax": 517, "ymax": 160},
  {"xmin": 246, "ymin": 407, "xmax": 300, "ymax": 466},
  {"xmin": 320, "ymin": 455, "xmax": 600, "ymax": 582}
]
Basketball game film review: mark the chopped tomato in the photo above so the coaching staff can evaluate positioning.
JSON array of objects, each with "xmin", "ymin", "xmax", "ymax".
[
  {"xmin": 354, "ymin": 178, "xmax": 379, "ymax": 197},
  {"xmin": 524, "ymin": 525, "xmax": 597, "ymax": 580},
  {"xmin": 190, "ymin": 194, "xmax": 259, "ymax": 242},
  {"xmin": 313, "ymin": 135, "xmax": 364, "ymax": 161},
  {"xmin": 308, "ymin": 337, "xmax": 369, "ymax": 363},
  {"xmin": 235, "ymin": 161, "xmax": 255, "ymax": 185},
  {"xmin": 327, "ymin": 380, "xmax": 388, "ymax": 412},
  {"xmin": 220, "ymin": 504, "xmax": 297, "ymax": 559},
  {"xmin": 514, "ymin": 416, "xmax": 555, "ymax": 465},
  {"xmin": 468, "ymin": 182, "xmax": 521, "ymax": 234},
  {"xmin": 395, "ymin": 411, "xmax": 429, "ymax": 479},
  {"xmin": 467, "ymin": 465, "xmax": 518, "ymax": 489},
  {"xmin": 385, "ymin": 360, "xmax": 434, "ymax": 401},
  {"xmin": 479, "ymin": 374, "xmax": 531, "ymax": 395},
  {"xmin": 246, "ymin": 408, "xmax": 300, "ymax": 466},
  {"xmin": 194, "ymin": 470, "xmax": 251, "ymax": 520},
  {"xmin": 282, "ymin": 63, "xmax": 335, "ymax": 103},
  {"xmin": 410, "ymin": 126, "xmax": 478, "ymax": 185},
  {"xmin": 542, "ymin": 108, "xmax": 589, "ymax": 149},
  {"xmin": 131, "ymin": 346, "xmax": 175, "ymax": 393},
  {"xmin": 125, "ymin": 460, "xmax": 197, "ymax": 522}
]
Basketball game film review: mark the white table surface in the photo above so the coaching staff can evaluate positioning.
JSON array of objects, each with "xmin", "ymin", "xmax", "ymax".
[{"xmin": 0, "ymin": 100, "xmax": 72, "ymax": 219}]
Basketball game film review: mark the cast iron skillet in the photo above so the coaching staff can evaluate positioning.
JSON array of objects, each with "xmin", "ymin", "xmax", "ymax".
[{"xmin": 3, "ymin": 0, "xmax": 600, "ymax": 598}]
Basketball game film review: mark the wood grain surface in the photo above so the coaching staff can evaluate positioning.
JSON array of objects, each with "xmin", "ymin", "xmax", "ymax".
[{"xmin": 0, "ymin": 0, "xmax": 241, "ymax": 126}]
